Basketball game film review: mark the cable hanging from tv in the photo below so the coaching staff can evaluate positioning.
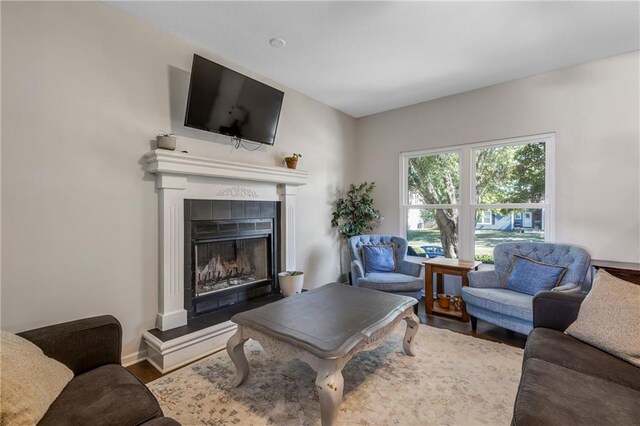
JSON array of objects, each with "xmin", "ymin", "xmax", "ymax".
[{"xmin": 232, "ymin": 136, "xmax": 262, "ymax": 152}]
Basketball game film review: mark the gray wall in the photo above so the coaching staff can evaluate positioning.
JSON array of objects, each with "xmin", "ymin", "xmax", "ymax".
[
  {"xmin": 356, "ymin": 51, "xmax": 640, "ymax": 263},
  {"xmin": 1, "ymin": 2, "xmax": 357, "ymax": 361}
]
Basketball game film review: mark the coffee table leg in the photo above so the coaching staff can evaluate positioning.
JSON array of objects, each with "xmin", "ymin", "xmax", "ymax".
[
  {"xmin": 315, "ymin": 360, "xmax": 344, "ymax": 426},
  {"xmin": 226, "ymin": 328, "xmax": 249, "ymax": 387},
  {"xmin": 403, "ymin": 311, "xmax": 420, "ymax": 356}
]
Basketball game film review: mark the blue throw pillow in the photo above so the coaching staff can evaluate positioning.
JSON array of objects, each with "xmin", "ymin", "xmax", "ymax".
[
  {"xmin": 362, "ymin": 244, "xmax": 397, "ymax": 273},
  {"xmin": 502, "ymin": 254, "xmax": 568, "ymax": 295}
]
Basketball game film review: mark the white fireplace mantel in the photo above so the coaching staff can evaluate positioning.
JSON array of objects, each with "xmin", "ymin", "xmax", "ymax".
[
  {"xmin": 144, "ymin": 150, "xmax": 308, "ymax": 186},
  {"xmin": 142, "ymin": 150, "xmax": 308, "ymax": 332}
]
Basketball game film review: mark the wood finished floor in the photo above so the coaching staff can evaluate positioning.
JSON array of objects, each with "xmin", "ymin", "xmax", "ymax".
[{"xmin": 128, "ymin": 301, "xmax": 527, "ymax": 385}]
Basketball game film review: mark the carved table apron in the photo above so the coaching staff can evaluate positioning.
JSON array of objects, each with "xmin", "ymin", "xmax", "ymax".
[{"xmin": 226, "ymin": 283, "xmax": 419, "ymax": 426}]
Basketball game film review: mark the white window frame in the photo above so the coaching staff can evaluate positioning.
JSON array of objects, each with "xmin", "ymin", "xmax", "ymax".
[
  {"xmin": 399, "ymin": 133, "xmax": 555, "ymax": 261},
  {"xmin": 477, "ymin": 210, "xmax": 493, "ymax": 225}
]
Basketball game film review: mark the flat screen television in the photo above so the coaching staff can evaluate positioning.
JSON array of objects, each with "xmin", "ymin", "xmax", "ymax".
[{"xmin": 184, "ymin": 54, "xmax": 284, "ymax": 146}]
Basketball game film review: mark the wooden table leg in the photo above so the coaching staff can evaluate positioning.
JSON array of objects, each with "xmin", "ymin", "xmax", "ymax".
[
  {"xmin": 461, "ymin": 272, "xmax": 470, "ymax": 322},
  {"xmin": 403, "ymin": 310, "xmax": 420, "ymax": 356},
  {"xmin": 425, "ymin": 264, "xmax": 433, "ymax": 315},
  {"xmin": 315, "ymin": 359, "xmax": 344, "ymax": 426},
  {"xmin": 226, "ymin": 328, "xmax": 250, "ymax": 386}
]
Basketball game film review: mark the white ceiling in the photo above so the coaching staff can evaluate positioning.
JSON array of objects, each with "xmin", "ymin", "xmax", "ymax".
[{"xmin": 110, "ymin": 1, "xmax": 640, "ymax": 118}]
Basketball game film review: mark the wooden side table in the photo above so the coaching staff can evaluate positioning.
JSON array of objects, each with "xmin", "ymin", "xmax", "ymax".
[{"xmin": 424, "ymin": 258, "xmax": 482, "ymax": 322}]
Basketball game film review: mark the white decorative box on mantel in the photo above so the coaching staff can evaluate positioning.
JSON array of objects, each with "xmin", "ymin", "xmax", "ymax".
[{"xmin": 141, "ymin": 149, "xmax": 308, "ymax": 373}]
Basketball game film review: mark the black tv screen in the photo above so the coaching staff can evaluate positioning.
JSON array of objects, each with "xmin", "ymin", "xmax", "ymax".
[{"xmin": 184, "ymin": 54, "xmax": 284, "ymax": 145}]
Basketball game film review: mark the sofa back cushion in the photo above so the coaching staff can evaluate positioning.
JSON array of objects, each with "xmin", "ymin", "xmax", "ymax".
[
  {"xmin": 566, "ymin": 270, "xmax": 640, "ymax": 367},
  {"xmin": 0, "ymin": 330, "xmax": 74, "ymax": 425}
]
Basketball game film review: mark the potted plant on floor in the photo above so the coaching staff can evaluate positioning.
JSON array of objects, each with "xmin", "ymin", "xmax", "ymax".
[
  {"xmin": 278, "ymin": 271, "xmax": 304, "ymax": 296},
  {"xmin": 331, "ymin": 182, "xmax": 384, "ymax": 240},
  {"xmin": 284, "ymin": 153, "xmax": 302, "ymax": 169},
  {"xmin": 331, "ymin": 182, "xmax": 384, "ymax": 283}
]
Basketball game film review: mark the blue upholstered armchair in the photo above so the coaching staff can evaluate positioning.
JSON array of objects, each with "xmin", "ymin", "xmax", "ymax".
[
  {"xmin": 348, "ymin": 235, "xmax": 423, "ymax": 302},
  {"xmin": 461, "ymin": 243, "xmax": 591, "ymax": 335}
]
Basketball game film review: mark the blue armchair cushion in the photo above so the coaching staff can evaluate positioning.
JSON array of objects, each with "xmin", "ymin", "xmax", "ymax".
[
  {"xmin": 362, "ymin": 244, "xmax": 397, "ymax": 273},
  {"xmin": 358, "ymin": 273, "xmax": 422, "ymax": 292},
  {"xmin": 502, "ymin": 254, "xmax": 568, "ymax": 295}
]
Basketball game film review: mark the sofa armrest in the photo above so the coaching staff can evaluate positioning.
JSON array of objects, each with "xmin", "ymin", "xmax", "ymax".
[
  {"xmin": 532, "ymin": 292, "xmax": 586, "ymax": 332},
  {"xmin": 468, "ymin": 270, "xmax": 502, "ymax": 288},
  {"xmin": 17, "ymin": 315, "xmax": 122, "ymax": 375},
  {"xmin": 398, "ymin": 260, "xmax": 422, "ymax": 277},
  {"xmin": 351, "ymin": 260, "xmax": 364, "ymax": 281}
]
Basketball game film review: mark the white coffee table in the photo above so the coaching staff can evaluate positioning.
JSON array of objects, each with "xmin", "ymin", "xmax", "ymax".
[{"xmin": 226, "ymin": 283, "xmax": 420, "ymax": 426}]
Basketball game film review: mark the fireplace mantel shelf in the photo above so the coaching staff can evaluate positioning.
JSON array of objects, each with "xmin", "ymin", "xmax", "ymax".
[{"xmin": 143, "ymin": 150, "xmax": 308, "ymax": 186}]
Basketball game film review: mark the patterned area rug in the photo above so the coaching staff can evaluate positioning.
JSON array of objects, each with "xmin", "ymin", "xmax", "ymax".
[{"xmin": 148, "ymin": 326, "xmax": 523, "ymax": 425}]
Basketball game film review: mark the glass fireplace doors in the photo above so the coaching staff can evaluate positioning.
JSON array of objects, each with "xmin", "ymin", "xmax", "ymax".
[{"xmin": 194, "ymin": 236, "xmax": 269, "ymax": 297}]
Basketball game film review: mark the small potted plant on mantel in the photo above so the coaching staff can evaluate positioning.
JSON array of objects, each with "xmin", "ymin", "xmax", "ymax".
[{"xmin": 284, "ymin": 153, "xmax": 302, "ymax": 169}]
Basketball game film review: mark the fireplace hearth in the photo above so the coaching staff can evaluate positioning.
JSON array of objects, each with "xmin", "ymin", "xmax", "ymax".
[{"xmin": 185, "ymin": 200, "xmax": 279, "ymax": 317}]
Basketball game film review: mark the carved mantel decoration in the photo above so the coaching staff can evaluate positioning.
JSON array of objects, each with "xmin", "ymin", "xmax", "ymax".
[{"xmin": 216, "ymin": 186, "xmax": 259, "ymax": 198}]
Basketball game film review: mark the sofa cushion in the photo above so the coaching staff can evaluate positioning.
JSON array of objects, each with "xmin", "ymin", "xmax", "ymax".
[
  {"xmin": 0, "ymin": 330, "xmax": 74, "ymax": 426},
  {"xmin": 525, "ymin": 328, "xmax": 640, "ymax": 391},
  {"xmin": 503, "ymin": 255, "xmax": 567, "ymax": 295},
  {"xmin": 358, "ymin": 273, "xmax": 422, "ymax": 292},
  {"xmin": 565, "ymin": 270, "xmax": 640, "ymax": 367},
  {"xmin": 362, "ymin": 244, "xmax": 397, "ymax": 273},
  {"xmin": 513, "ymin": 358, "xmax": 640, "ymax": 426},
  {"xmin": 493, "ymin": 243, "xmax": 590, "ymax": 289},
  {"xmin": 39, "ymin": 364, "xmax": 163, "ymax": 426},
  {"xmin": 461, "ymin": 287, "xmax": 532, "ymax": 321}
]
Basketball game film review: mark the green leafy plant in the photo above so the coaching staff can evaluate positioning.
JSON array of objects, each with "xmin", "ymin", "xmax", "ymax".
[
  {"xmin": 412, "ymin": 246, "xmax": 425, "ymax": 255},
  {"xmin": 331, "ymin": 182, "xmax": 384, "ymax": 239},
  {"xmin": 284, "ymin": 153, "xmax": 302, "ymax": 162},
  {"xmin": 474, "ymin": 253, "xmax": 495, "ymax": 264}
]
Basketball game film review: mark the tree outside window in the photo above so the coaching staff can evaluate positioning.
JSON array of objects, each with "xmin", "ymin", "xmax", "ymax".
[{"xmin": 407, "ymin": 152, "xmax": 459, "ymax": 258}]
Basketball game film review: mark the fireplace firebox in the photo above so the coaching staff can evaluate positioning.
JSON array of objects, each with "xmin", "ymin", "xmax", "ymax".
[
  {"xmin": 195, "ymin": 237, "xmax": 269, "ymax": 296},
  {"xmin": 185, "ymin": 200, "xmax": 279, "ymax": 318}
]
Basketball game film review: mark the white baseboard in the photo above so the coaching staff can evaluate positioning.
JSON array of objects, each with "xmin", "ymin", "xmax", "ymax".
[{"xmin": 122, "ymin": 348, "xmax": 148, "ymax": 367}]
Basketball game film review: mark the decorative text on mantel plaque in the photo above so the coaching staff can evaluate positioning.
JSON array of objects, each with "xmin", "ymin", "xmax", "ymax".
[{"xmin": 216, "ymin": 186, "xmax": 259, "ymax": 198}]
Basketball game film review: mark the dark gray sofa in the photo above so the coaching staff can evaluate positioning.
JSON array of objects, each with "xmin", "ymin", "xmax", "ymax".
[
  {"xmin": 512, "ymin": 292, "xmax": 640, "ymax": 425},
  {"xmin": 17, "ymin": 315, "xmax": 179, "ymax": 426}
]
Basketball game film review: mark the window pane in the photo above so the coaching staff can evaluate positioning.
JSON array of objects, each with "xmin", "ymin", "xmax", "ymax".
[
  {"xmin": 407, "ymin": 208, "xmax": 459, "ymax": 259},
  {"xmin": 408, "ymin": 152, "xmax": 460, "ymax": 205},
  {"xmin": 475, "ymin": 142, "xmax": 545, "ymax": 204},
  {"xmin": 474, "ymin": 208, "xmax": 545, "ymax": 263}
]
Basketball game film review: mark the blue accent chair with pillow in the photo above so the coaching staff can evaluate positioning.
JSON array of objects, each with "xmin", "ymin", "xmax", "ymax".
[
  {"xmin": 461, "ymin": 243, "xmax": 591, "ymax": 335},
  {"xmin": 348, "ymin": 235, "xmax": 423, "ymax": 308}
]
